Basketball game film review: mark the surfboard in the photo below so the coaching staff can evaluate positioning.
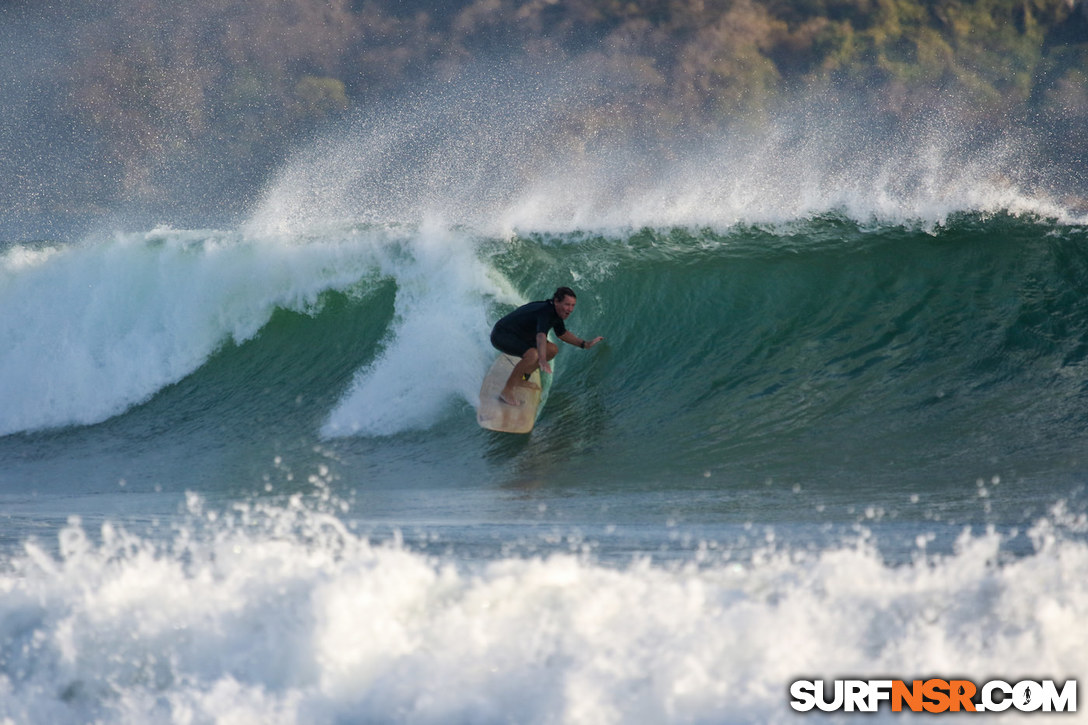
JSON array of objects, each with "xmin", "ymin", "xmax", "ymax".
[{"xmin": 476, "ymin": 353, "xmax": 552, "ymax": 433}]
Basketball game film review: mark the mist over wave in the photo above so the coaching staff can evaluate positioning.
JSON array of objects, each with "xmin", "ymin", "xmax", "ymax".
[{"xmin": 245, "ymin": 78, "xmax": 1078, "ymax": 237}]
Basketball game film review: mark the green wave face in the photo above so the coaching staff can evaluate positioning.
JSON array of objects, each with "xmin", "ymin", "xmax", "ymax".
[{"xmin": 3, "ymin": 214, "xmax": 1086, "ymax": 517}]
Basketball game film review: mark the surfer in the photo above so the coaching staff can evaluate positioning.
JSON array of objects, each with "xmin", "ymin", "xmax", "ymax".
[{"xmin": 489, "ymin": 286, "xmax": 604, "ymax": 406}]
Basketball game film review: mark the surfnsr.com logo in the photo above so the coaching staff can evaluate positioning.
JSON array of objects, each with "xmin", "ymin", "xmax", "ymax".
[{"xmin": 789, "ymin": 679, "xmax": 1077, "ymax": 713}]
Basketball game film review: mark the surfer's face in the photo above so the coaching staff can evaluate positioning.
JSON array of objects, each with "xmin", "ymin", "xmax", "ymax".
[{"xmin": 554, "ymin": 294, "xmax": 576, "ymax": 319}]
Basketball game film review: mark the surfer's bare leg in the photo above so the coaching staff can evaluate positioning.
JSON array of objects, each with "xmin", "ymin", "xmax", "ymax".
[
  {"xmin": 500, "ymin": 351, "xmax": 537, "ymax": 405},
  {"xmin": 499, "ymin": 343, "xmax": 557, "ymax": 406}
]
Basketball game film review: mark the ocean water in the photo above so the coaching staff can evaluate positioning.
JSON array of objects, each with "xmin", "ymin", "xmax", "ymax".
[{"xmin": 2, "ymin": 103, "xmax": 1088, "ymax": 723}]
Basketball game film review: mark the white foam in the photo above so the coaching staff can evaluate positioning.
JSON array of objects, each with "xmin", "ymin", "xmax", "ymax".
[
  {"xmin": 0, "ymin": 226, "xmax": 393, "ymax": 435},
  {"xmin": 321, "ymin": 219, "xmax": 503, "ymax": 437},
  {"xmin": 1, "ymin": 497, "xmax": 1085, "ymax": 724}
]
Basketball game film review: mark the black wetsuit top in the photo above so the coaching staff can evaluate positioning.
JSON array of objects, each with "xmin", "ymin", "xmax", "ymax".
[{"xmin": 490, "ymin": 300, "xmax": 567, "ymax": 357}]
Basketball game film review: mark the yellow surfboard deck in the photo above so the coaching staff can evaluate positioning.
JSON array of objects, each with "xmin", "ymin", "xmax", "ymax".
[{"xmin": 477, "ymin": 354, "xmax": 547, "ymax": 434}]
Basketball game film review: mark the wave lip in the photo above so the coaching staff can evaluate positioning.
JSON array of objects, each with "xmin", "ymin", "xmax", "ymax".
[{"xmin": 0, "ymin": 226, "xmax": 381, "ymax": 436}]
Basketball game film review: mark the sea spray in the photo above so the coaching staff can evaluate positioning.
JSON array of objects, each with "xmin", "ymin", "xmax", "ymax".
[{"xmin": 244, "ymin": 79, "xmax": 1079, "ymax": 238}]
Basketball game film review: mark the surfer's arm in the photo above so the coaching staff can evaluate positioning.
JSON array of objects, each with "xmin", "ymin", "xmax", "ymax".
[{"xmin": 559, "ymin": 331, "xmax": 603, "ymax": 349}]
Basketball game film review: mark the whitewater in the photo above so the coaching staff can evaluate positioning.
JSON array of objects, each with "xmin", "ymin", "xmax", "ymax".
[{"xmin": 2, "ymin": 86, "xmax": 1088, "ymax": 723}]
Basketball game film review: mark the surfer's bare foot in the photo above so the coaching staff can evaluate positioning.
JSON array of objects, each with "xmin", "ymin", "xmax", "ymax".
[
  {"xmin": 515, "ymin": 379, "xmax": 541, "ymax": 391},
  {"xmin": 499, "ymin": 390, "xmax": 523, "ymax": 406}
]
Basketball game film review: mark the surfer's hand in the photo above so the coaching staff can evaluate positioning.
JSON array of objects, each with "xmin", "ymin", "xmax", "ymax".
[{"xmin": 585, "ymin": 336, "xmax": 604, "ymax": 349}]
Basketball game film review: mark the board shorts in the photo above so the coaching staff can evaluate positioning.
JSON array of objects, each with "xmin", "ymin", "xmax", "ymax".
[{"xmin": 490, "ymin": 326, "xmax": 532, "ymax": 357}]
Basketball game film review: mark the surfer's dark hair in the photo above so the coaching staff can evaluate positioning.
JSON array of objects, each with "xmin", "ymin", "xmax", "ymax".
[{"xmin": 553, "ymin": 286, "xmax": 577, "ymax": 301}]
